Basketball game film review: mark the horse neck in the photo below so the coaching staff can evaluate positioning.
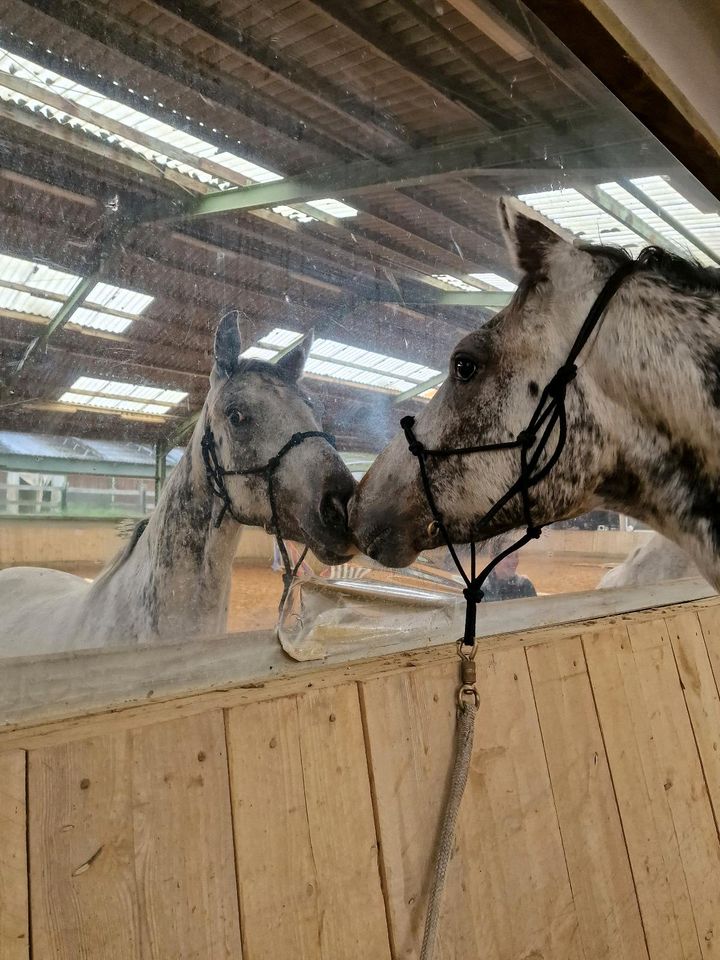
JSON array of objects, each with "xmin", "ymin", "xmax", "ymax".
[
  {"xmin": 93, "ymin": 417, "xmax": 244, "ymax": 638},
  {"xmin": 585, "ymin": 274, "xmax": 720, "ymax": 585}
]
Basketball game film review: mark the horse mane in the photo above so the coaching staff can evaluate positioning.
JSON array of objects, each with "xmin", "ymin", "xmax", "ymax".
[
  {"xmin": 94, "ymin": 517, "xmax": 150, "ymax": 585},
  {"xmin": 581, "ymin": 242, "xmax": 720, "ymax": 296}
]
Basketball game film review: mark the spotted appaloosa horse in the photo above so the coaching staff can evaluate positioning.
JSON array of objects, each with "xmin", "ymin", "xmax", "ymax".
[
  {"xmin": 0, "ymin": 311, "xmax": 355, "ymax": 653},
  {"xmin": 351, "ymin": 196, "xmax": 720, "ymax": 591}
]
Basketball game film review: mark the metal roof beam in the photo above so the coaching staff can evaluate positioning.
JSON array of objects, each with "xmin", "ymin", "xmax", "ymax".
[
  {"xmin": 180, "ymin": 126, "xmax": 659, "ymax": 221},
  {"xmin": 394, "ymin": 373, "xmax": 446, "ymax": 403}
]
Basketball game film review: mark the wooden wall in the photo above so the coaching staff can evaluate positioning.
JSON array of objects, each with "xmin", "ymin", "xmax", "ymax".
[
  {"xmin": 1, "ymin": 598, "xmax": 720, "ymax": 958},
  {"xmin": 0, "ymin": 518, "xmax": 274, "ymax": 566}
]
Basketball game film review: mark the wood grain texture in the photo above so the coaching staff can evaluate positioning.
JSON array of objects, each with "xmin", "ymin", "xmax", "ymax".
[
  {"xmin": 360, "ymin": 651, "xmax": 583, "ymax": 960},
  {"xmin": 0, "ymin": 751, "xmax": 28, "ymax": 960},
  {"xmin": 131, "ymin": 712, "xmax": 242, "ymax": 960},
  {"xmin": 627, "ymin": 617, "xmax": 720, "ymax": 957},
  {"xmin": 527, "ymin": 636, "xmax": 648, "ymax": 960},
  {"xmin": 226, "ymin": 685, "xmax": 390, "ymax": 960},
  {"xmin": 669, "ymin": 611, "xmax": 720, "ymax": 830},
  {"xmin": 29, "ymin": 715, "xmax": 242, "ymax": 960},
  {"xmin": 584, "ymin": 623, "xmax": 718, "ymax": 959},
  {"xmin": 29, "ymin": 733, "xmax": 140, "ymax": 960}
]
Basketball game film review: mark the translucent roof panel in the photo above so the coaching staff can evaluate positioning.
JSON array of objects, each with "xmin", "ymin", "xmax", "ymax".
[
  {"xmin": 59, "ymin": 377, "xmax": 188, "ymax": 417},
  {"xmin": 242, "ymin": 328, "xmax": 442, "ymax": 396},
  {"xmin": 621, "ymin": 176, "xmax": 720, "ymax": 262},
  {"xmin": 467, "ymin": 273, "xmax": 518, "ymax": 292},
  {"xmin": 305, "ymin": 199, "xmax": 358, "ymax": 218},
  {"xmin": 0, "ymin": 252, "xmax": 153, "ymax": 332},
  {"xmin": 0, "ymin": 253, "xmax": 80, "ymax": 295},
  {"xmin": 518, "ymin": 181, "xmax": 720, "ymax": 266},
  {"xmin": 432, "ymin": 274, "xmax": 483, "ymax": 292},
  {"xmin": 518, "ymin": 188, "xmax": 644, "ymax": 249},
  {"xmin": 271, "ymin": 205, "xmax": 316, "ymax": 223},
  {"xmin": 0, "ymin": 47, "xmax": 282, "ymax": 187}
]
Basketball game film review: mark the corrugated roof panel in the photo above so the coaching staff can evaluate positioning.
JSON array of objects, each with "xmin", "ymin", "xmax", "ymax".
[
  {"xmin": 71, "ymin": 308, "xmax": 133, "ymax": 333},
  {"xmin": 0, "ymin": 252, "xmax": 80, "ymax": 295},
  {"xmin": 597, "ymin": 182, "xmax": 710, "ymax": 263},
  {"xmin": 87, "ymin": 283, "xmax": 153, "ymax": 316},
  {"xmin": 628, "ymin": 176, "xmax": 720, "ymax": 262},
  {"xmin": 306, "ymin": 198, "xmax": 358, "ymax": 218},
  {"xmin": 0, "ymin": 288, "xmax": 60, "ymax": 318},
  {"xmin": 0, "ymin": 47, "xmax": 281, "ymax": 187},
  {"xmin": 467, "ymin": 273, "xmax": 518, "ymax": 292},
  {"xmin": 59, "ymin": 377, "xmax": 188, "ymax": 417},
  {"xmin": 518, "ymin": 188, "xmax": 644, "ymax": 248}
]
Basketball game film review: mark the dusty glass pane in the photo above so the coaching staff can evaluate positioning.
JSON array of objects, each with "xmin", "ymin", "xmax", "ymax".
[{"xmin": 0, "ymin": 0, "xmax": 715, "ymax": 658}]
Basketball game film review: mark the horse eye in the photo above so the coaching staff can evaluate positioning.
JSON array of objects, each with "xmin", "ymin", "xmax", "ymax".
[
  {"xmin": 228, "ymin": 409, "xmax": 246, "ymax": 428},
  {"xmin": 453, "ymin": 356, "xmax": 478, "ymax": 382}
]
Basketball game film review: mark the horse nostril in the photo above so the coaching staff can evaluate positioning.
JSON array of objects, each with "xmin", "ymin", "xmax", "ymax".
[{"xmin": 320, "ymin": 491, "xmax": 349, "ymax": 531}]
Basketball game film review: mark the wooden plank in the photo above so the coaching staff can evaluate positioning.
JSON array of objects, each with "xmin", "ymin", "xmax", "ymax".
[
  {"xmin": 3, "ymin": 593, "xmax": 717, "ymax": 758},
  {"xmin": 698, "ymin": 603, "xmax": 720, "ymax": 692},
  {"xmin": 360, "ymin": 651, "xmax": 582, "ymax": 959},
  {"xmin": 29, "ymin": 715, "xmax": 242, "ymax": 960},
  {"xmin": 668, "ymin": 611, "xmax": 720, "ymax": 828},
  {"xmin": 226, "ymin": 686, "xmax": 390, "ymax": 959},
  {"xmin": 527, "ymin": 636, "xmax": 649, "ymax": 959},
  {"xmin": 29, "ymin": 734, "xmax": 141, "ymax": 960},
  {"xmin": 131, "ymin": 712, "xmax": 243, "ymax": 959},
  {"xmin": 0, "ymin": 751, "xmax": 28, "ymax": 960},
  {"xmin": 627, "ymin": 618, "xmax": 720, "ymax": 955},
  {"xmin": 584, "ymin": 624, "xmax": 709, "ymax": 959},
  {"xmin": 1, "ymin": 586, "xmax": 716, "ymax": 751}
]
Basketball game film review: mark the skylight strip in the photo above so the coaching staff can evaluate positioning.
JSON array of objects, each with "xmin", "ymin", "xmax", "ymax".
[
  {"xmin": 432, "ymin": 274, "xmax": 483, "ymax": 292},
  {"xmin": 60, "ymin": 376, "xmax": 188, "ymax": 417},
  {"xmin": 518, "ymin": 188, "xmax": 644, "ymax": 249},
  {"xmin": 0, "ymin": 47, "xmax": 282, "ymax": 186},
  {"xmin": 627, "ymin": 176, "xmax": 720, "ymax": 261},
  {"xmin": 246, "ymin": 327, "xmax": 442, "ymax": 395},
  {"xmin": 467, "ymin": 272, "xmax": 518, "ymax": 292},
  {"xmin": 597, "ymin": 182, "xmax": 711, "ymax": 263}
]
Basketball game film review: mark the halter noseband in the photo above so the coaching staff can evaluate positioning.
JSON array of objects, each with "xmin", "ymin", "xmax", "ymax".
[
  {"xmin": 201, "ymin": 425, "xmax": 337, "ymax": 609},
  {"xmin": 401, "ymin": 255, "xmax": 641, "ymax": 650}
]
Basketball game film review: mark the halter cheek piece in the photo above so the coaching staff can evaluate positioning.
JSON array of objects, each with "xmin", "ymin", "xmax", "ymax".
[
  {"xmin": 201, "ymin": 426, "xmax": 337, "ymax": 609},
  {"xmin": 402, "ymin": 255, "xmax": 642, "ymax": 650}
]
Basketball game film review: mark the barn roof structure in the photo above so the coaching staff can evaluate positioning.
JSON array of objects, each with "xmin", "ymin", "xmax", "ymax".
[{"xmin": 0, "ymin": 0, "xmax": 718, "ymax": 455}]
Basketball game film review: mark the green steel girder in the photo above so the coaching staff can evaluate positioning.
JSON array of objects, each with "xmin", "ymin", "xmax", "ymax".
[{"xmin": 178, "ymin": 124, "xmax": 658, "ymax": 222}]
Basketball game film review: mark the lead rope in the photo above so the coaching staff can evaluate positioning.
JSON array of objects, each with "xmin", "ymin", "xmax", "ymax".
[{"xmin": 410, "ymin": 256, "xmax": 641, "ymax": 959}]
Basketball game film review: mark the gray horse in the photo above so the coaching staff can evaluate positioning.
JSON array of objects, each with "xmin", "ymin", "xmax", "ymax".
[
  {"xmin": 0, "ymin": 311, "xmax": 355, "ymax": 653},
  {"xmin": 352, "ymin": 197, "xmax": 720, "ymax": 592}
]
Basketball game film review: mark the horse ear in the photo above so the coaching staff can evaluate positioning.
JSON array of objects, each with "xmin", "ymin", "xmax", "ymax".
[
  {"xmin": 275, "ymin": 330, "xmax": 313, "ymax": 382},
  {"xmin": 498, "ymin": 196, "xmax": 571, "ymax": 275},
  {"xmin": 213, "ymin": 310, "xmax": 243, "ymax": 379}
]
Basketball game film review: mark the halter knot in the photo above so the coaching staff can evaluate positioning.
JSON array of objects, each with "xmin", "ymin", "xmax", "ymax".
[
  {"xmin": 517, "ymin": 429, "xmax": 536, "ymax": 447},
  {"xmin": 463, "ymin": 583, "xmax": 484, "ymax": 604},
  {"xmin": 527, "ymin": 525, "xmax": 542, "ymax": 540},
  {"xmin": 548, "ymin": 363, "xmax": 578, "ymax": 399},
  {"xmin": 408, "ymin": 440, "xmax": 424, "ymax": 457}
]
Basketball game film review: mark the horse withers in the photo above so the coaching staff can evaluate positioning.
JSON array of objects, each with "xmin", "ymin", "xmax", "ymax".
[
  {"xmin": 0, "ymin": 311, "xmax": 356, "ymax": 653},
  {"xmin": 351, "ymin": 196, "xmax": 720, "ymax": 591}
]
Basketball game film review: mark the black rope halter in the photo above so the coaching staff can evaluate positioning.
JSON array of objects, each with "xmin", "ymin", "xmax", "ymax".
[
  {"xmin": 401, "ymin": 255, "xmax": 641, "ymax": 649},
  {"xmin": 201, "ymin": 425, "xmax": 337, "ymax": 610}
]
